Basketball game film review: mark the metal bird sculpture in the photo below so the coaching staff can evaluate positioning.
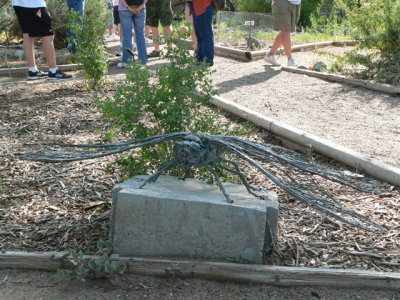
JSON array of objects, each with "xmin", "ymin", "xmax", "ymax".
[{"xmin": 20, "ymin": 132, "xmax": 388, "ymax": 233}]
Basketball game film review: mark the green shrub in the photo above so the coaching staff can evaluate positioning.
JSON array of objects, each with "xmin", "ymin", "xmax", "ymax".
[
  {"xmin": 56, "ymin": 240, "xmax": 127, "ymax": 280},
  {"xmin": 332, "ymin": 0, "xmax": 400, "ymax": 85},
  {"xmin": 236, "ymin": 0, "xmax": 271, "ymax": 13},
  {"xmin": 97, "ymin": 43, "xmax": 256, "ymax": 179},
  {"xmin": 69, "ymin": 0, "xmax": 109, "ymax": 89},
  {"xmin": 47, "ymin": 0, "xmax": 69, "ymax": 49}
]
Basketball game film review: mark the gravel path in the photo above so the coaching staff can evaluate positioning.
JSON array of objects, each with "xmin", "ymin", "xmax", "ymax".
[{"xmin": 210, "ymin": 48, "xmax": 400, "ymax": 169}]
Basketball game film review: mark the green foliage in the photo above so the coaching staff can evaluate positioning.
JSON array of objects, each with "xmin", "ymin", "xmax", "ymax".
[
  {"xmin": 299, "ymin": 0, "xmax": 322, "ymax": 29},
  {"xmin": 0, "ymin": 0, "xmax": 21, "ymax": 43},
  {"xmin": 56, "ymin": 240, "xmax": 127, "ymax": 280},
  {"xmin": 330, "ymin": 0, "xmax": 400, "ymax": 85},
  {"xmin": 97, "ymin": 43, "xmax": 256, "ymax": 179},
  {"xmin": 69, "ymin": 0, "xmax": 109, "ymax": 89},
  {"xmin": 47, "ymin": 0, "xmax": 69, "ymax": 49},
  {"xmin": 236, "ymin": 0, "xmax": 271, "ymax": 13}
]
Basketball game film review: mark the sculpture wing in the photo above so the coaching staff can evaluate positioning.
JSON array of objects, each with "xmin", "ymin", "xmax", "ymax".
[
  {"xmin": 20, "ymin": 132, "xmax": 189, "ymax": 163},
  {"xmin": 205, "ymin": 134, "xmax": 388, "ymax": 233}
]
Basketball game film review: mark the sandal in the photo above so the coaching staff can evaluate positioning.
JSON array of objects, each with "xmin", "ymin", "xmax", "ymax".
[{"xmin": 147, "ymin": 50, "xmax": 160, "ymax": 58}]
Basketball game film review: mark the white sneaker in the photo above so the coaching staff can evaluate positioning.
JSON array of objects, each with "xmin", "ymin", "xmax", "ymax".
[
  {"xmin": 287, "ymin": 57, "xmax": 297, "ymax": 67},
  {"xmin": 264, "ymin": 52, "xmax": 280, "ymax": 66},
  {"xmin": 117, "ymin": 62, "xmax": 128, "ymax": 68}
]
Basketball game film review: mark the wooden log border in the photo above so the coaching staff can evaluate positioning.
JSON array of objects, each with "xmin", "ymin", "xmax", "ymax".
[
  {"xmin": 282, "ymin": 67, "xmax": 400, "ymax": 94},
  {"xmin": 211, "ymin": 95, "xmax": 400, "ymax": 186},
  {"xmin": 0, "ymin": 57, "xmax": 120, "ymax": 76},
  {"xmin": 1, "ymin": 252, "xmax": 399, "ymax": 290}
]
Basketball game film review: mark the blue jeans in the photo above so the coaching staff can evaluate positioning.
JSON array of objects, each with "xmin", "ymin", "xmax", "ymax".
[
  {"xmin": 66, "ymin": 0, "xmax": 85, "ymax": 53},
  {"xmin": 189, "ymin": 2, "xmax": 214, "ymax": 65},
  {"xmin": 119, "ymin": 9, "xmax": 147, "ymax": 65}
]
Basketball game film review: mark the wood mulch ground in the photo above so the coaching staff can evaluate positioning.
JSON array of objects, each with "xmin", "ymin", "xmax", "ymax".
[{"xmin": 0, "ymin": 40, "xmax": 399, "ymax": 299}]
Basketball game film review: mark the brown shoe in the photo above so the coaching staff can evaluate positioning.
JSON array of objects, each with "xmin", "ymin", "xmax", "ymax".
[{"xmin": 147, "ymin": 50, "xmax": 160, "ymax": 58}]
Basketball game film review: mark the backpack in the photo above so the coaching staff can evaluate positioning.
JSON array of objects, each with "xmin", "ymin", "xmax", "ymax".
[{"xmin": 212, "ymin": 0, "xmax": 226, "ymax": 11}]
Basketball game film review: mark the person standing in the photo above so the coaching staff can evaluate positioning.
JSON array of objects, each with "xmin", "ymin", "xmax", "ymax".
[
  {"xmin": 12, "ymin": 0, "xmax": 72, "ymax": 80},
  {"xmin": 118, "ymin": 0, "xmax": 148, "ymax": 66},
  {"xmin": 66, "ymin": 0, "xmax": 86, "ymax": 54},
  {"xmin": 189, "ymin": 0, "xmax": 214, "ymax": 66},
  {"xmin": 185, "ymin": 1, "xmax": 197, "ymax": 53},
  {"xmin": 145, "ymin": 0, "xmax": 173, "ymax": 58},
  {"xmin": 264, "ymin": 0, "xmax": 301, "ymax": 67}
]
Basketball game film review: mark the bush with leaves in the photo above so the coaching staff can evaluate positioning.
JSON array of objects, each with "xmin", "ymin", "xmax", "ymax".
[
  {"xmin": 56, "ymin": 240, "xmax": 127, "ymax": 280},
  {"xmin": 97, "ymin": 43, "xmax": 255, "ymax": 179},
  {"xmin": 328, "ymin": 0, "xmax": 400, "ymax": 85},
  {"xmin": 69, "ymin": 0, "xmax": 109, "ymax": 89}
]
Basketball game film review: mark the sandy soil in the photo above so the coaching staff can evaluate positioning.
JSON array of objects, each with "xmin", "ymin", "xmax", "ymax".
[{"xmin": 211, "ymin": 47, "xmax": 400, "ymax": 169}]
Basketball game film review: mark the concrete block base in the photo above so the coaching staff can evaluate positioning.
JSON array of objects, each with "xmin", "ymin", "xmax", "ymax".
[{"xmin": 111, "ymin": 175, "xmax": 278, "ymax": 264}]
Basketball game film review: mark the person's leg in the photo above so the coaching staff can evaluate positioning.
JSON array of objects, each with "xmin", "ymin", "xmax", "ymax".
[
  {"xmin": 22, "ymin": 34, "xmax": 36, "ymax": 68},
  {"xmin": 132, "ymin": 8, "xmax": 147, "ymax": 64},
  {"xmin": 160, "ymin": 0, "xmax": 173, "ymax": 49},
  {"xmin": 280, "ymin": 29, "xmax": 292, "ymax": 58},
  {"xmin": 191, "ymin": 27, "xmax": 198, "ymax": 51},
  {"xmin": 189, "ymin": 2, "xmax": 201, "ymax": 60},
  {"xmin": 66, "ymin": 0, "xmax": 86, "ymax": 53},
  {"xmin": 163, "ymin": 25, "xmax": 172, "ymax": 48},
  {"xmin": 41, "ymin": 35, "xmax": 57, "ymax": 69},
  {"xmin": 119, "ymin": 10, "xmax": 134, "ymax": 64},
  {"xmin": 192, "ymin": 3, "xmax": 214, "ymax": 65},
  {"xmin": 151, "ymin": 26, "xmax": 160, "ymax": 52}
]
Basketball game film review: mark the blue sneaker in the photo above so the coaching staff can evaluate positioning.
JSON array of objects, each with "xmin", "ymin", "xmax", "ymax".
[
  {"xmin": 27, "ymin": 70, "xmax": 48, "ymax": 80},
  {"xmin": 48, "ymin": 69, "xmax": 72, "ymax": 80}
]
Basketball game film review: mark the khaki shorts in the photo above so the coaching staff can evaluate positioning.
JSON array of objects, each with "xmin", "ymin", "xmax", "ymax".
[
  {"xmin": 146, "ymin": 0, "xmax": 173, "ymax": 27},
  {"xmin": 272, "ymin": 0, "xmax": 300, "ymax": 32}
]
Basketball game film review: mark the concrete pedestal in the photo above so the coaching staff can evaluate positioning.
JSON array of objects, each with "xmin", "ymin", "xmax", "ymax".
[{"xmin": 110, "ymin": 175, "xmax": 278, "ymax": 264}]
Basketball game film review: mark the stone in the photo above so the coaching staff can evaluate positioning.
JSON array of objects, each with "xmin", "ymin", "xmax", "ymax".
[
  {"xmin": 13, "ymin": 50, "xmax": 25, "ymax": 58},
  {"xmin": 313, "ymin": 61, "xmax": 327, "ymax": 72},
  {"xmin": 111, "ymin": 175, "xmax": 279, "ymax": 264}
]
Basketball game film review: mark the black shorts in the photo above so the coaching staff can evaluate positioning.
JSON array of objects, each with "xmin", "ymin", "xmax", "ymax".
[
  {"xmin": 113, "ymin": 5, "xmax": 120, "ymax": 25},
  {"xmin": 13, "ymin": 6, "xmax": 54, "ymax": 37}
]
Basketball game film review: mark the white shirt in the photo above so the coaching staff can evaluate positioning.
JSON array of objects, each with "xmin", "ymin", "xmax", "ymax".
[
  {"xmin": 113, "ymin": 0, "xmax": 119, "ymax": 5},
  {"xmin": 12, "ymin": 0, "xmax": 47, "ymax": 8}
]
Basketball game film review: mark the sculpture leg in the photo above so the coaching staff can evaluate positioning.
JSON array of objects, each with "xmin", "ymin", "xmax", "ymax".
[
  {"xmin": 139, "ymin": 160, "xmax": 179, "ymax": 189},
  {"xmin": 218, "ymin": 159, "xmax": 269, "ymax": 200},
  {"xmin": 204, "ymin": 165, "xmax": 233, "ymax": 203}
]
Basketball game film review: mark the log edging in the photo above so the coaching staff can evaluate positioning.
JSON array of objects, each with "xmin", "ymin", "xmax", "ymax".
[
  {"xmin": 0, "ymin": 57, "xmax": 120, "ymax": 76},
  {"xmin": 281, "ymin": 67, "xmax": 400, "ymax": 94},
  {"xmin": 1, "ymin": 252, "xmax": 399, "ymax": 290},
  {"xmin": 210, "ymin": 95, "xmax": 400, "ymax": 186}
]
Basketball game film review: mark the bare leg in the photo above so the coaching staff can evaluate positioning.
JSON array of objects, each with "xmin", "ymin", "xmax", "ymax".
[
  {"xmin": 22, "ymin": 34, "xmax": 36, "ymax": 68},
  {"xmin": 191, "ymin": 27, "xmax": 197, "ymax": 50},
  {"xmin": 163, "ymin": 25, "xmax": 173, "ymax": 48},
  {"xmin": 41, "ymin": 35, "xmax": 57, "ymax": 69},
  {"xmin": 271, "ymin": 29, "xmax": 292, "ymax": 58},
  {"xmin": 151, "ymin": 26, "xmax": 160, "ymax": 52}
]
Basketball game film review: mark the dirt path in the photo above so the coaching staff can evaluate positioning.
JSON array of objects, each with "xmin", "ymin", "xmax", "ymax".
[
  {"xmin": 211, "ymin": 48, "xmax": 400, "ymax": 169},
  {"xmin": 0, "ymin": 269, "xmax": 399, "ymax": 300}
]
